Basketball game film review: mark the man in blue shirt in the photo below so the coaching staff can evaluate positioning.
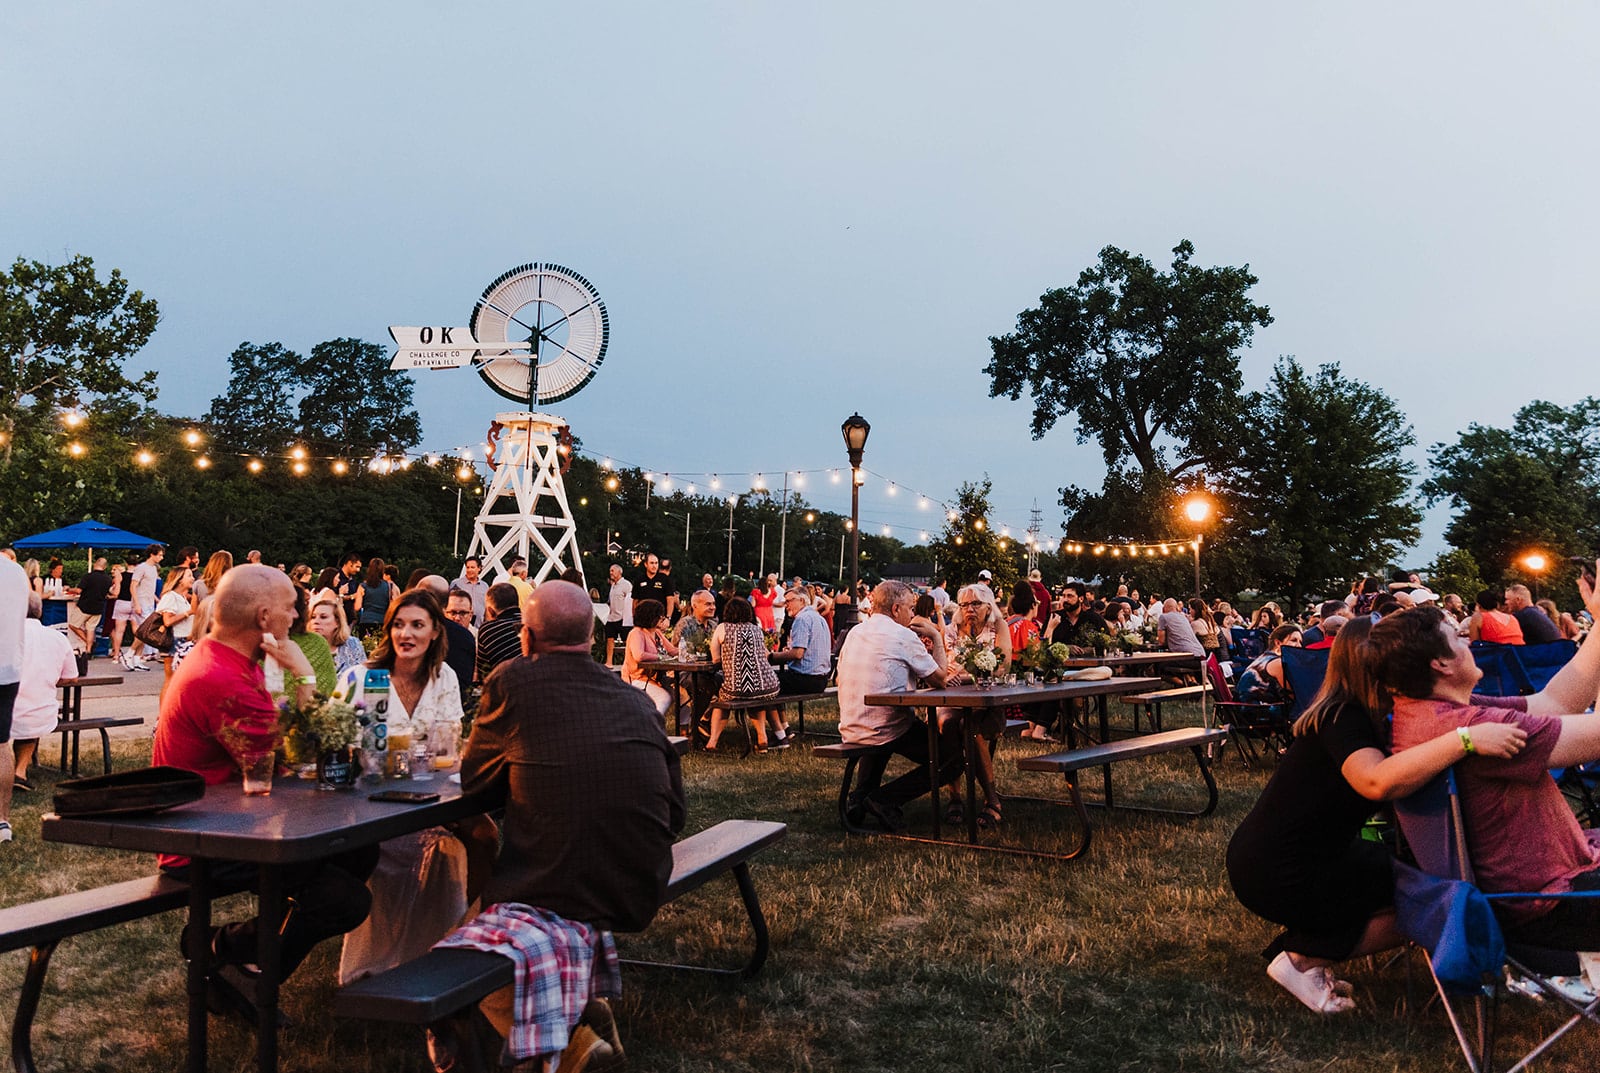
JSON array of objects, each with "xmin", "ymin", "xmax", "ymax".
[{"xmin": 773, "ymin": 588, "xmax": 831, "ymax": 693}]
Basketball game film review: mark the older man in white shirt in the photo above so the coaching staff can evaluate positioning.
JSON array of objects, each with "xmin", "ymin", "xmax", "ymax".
[
  {"xmin": 0, "ymin": 554, "xmax": 29, "ymax": 842},
  {"xmin": 836, "ymin": 580, "xmax": 958, "ymax": 831},
  {"xmin": 12, "ymin": 592, "xmax": 78, "ymax": 792}
]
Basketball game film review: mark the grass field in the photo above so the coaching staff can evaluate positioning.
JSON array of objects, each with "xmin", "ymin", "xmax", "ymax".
[{"xmin": 3, "ymin": 701, "xmax": 1598, "ymax": 1072}]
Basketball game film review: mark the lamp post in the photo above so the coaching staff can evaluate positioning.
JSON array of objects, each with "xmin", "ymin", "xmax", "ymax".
[
  {"xmin": 1182, "ymin": 495, "xmax": 1212, "ymax": 600},
  {"xmin": 724, "ymin": 495, "xmax": 739, "ymax": 575},
  {"xmin": 841, "ymin": 413, "xmax": 870, "ymax": 603},
  {"xmin": 1521, "ymin": 552, "xmax": 1548, "ymax": 600}
]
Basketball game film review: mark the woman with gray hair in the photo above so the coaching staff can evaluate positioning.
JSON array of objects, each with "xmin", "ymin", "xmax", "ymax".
[{"xmin": 939, "ymin": 582, "xmax": 1013, "ymax": 828}]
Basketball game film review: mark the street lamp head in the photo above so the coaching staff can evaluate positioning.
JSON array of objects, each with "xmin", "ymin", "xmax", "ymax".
[
  {"xmin": 841, "ymin": 412, "xmax": 870, "ymax": 467},
  {"xmin": 1522, "ymin": 552, "xmax": 1548, "ymax": 573},
  {"xmin": 1183, "ymin": 496, "xmax": 1212, "ymax": 525}
]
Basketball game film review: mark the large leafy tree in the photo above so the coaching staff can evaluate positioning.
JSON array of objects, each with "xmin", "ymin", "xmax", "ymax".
[
  {"xmin": 203, "ymin": 341, "xmax": 303, "ymax": 455},
  {"xmin": 297, "ymin": 338, "xmax": 422, "ymax": 456},
  {"xmin": 986, "ymin": 240, "xmax": 1273, "ymax": 478},
  {"xmin": 203, "ymin": 337, "xmax": 423, "ymax": 458},
  {"xmin": 931, "ymin": 478, "xmax": 1017, "ymax": 595},
  {"xmin": 0, "ymin": 255, "xmax": 160, "ymax": 465},
  {"xmin": 1225, "ymin": 357, "xmax": 1420, "ymax": 606},
  {"xmin": 1423, "ymin": 398, "xmax": 1600, "ymax": 583}
]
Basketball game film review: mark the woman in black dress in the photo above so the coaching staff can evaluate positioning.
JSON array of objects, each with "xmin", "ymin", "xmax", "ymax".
[{"xmin": 1225, "ymin": 617, "xmax": 1527, "ymax": 1013}]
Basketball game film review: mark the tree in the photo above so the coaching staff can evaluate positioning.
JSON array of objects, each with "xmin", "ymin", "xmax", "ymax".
[
  {"xmin": 297, "ymin": 338, "xmax": 422, "ymax": 456},
  {"xmin": 203, "ymin": 342, "xmax": 303, "ymax": 455},
  {"xmin": 931, "ymin": 478, "xmax": 1017, "ymax": 595},
  {"xmin": 1224, "ymin": 358, "xmax": 1421, "ymax": 607},
  {"xmin": 985, "ymin": 240, "xmax": 1272, "ymax": 478},
  {"xmin": 1427, "ymin": 547, "xmax": 1485, "ymax": 604},
  {"xmin": 1423, "ymin": 398, "xmax": 1600, "ymax": 580},
  {"xmin": 0, "ymin": 255, "xmax": 160, "ymax": 464},
  {"xmin": 1054, "ymin": 467, "xmax": 1222, "ymax": 597}
]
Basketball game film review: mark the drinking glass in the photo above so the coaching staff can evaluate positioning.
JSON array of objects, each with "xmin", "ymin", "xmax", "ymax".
[
  {"xmin": 411, "ymin": 737, "xmax": 435, "ymax": 781},
  {"xmin": 241, "ymin": 750, "xmax": 275, "ymax": 796}
]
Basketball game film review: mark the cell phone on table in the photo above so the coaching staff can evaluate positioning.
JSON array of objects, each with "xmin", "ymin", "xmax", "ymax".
[
  {"xmin": 1570, "ymin": 556, "xmax": 1598, "ymax": 588},
  {"xmin": 368, "ymin": 790, "xmax": 440, "ymax": 804}
]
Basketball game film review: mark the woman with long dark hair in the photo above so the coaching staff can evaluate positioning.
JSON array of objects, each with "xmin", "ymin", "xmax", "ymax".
[
  {"xmin": 1225, "ymin": 617, "xmax": 1527, "ymax": 1014},
  {"xmin": 353, "ymin": 557, "xmax": 399, "ymax": 637}
]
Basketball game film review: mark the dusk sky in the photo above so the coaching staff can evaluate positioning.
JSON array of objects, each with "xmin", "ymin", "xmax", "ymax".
[{"xmin": 6, "ymin": 3, "xmax": 1596, "ymax": 563}]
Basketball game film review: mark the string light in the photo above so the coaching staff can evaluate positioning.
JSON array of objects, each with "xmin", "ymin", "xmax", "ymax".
[
  {"xmin": 710, "ymin": 475, "xmax": 721, "ymax": 490},
  {"xmin": 194, "ymin": 456, "xmax": 211, "ymax": 470},
  {"xmin": 66, "ymin": 441, "xmax": 86, "ymax": 457},
  {"xmin": 289, "ymin": 445, "xmax": 307, "ymax": 461},
  {"xmin": 606, "ymin": 476, "xmax": 620, "ymax": 491},
  {"xmin": 134, "ymin": 449, "xmax": 154, "ymax": 466},
  {"xmin": 831, "ymin": 469, "xmax": 841, "ymax": 483},
  {"xmin": 62, "ymin": 412, "xmax": 83, "ymax": 429},
  {"xmin": 247, "ymin": 459, "xmax": 264, "ymax": 474},
  {"xmin": 291, "ymin": 460, "xmax": 308, "ymax": 476},
  {"xmin": 332, "ymin": 460, "xmax": 349, "ymax": 475},
  {"xmin": 183, "ymin": 429, "xmax": 202, "ymax": 447}
]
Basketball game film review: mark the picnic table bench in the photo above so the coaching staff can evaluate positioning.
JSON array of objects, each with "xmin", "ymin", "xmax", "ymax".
[
  {"xmin": 1118, "ymin": 681, "xmax": 1211, "ymax": 733},
  {"xmin": 335, "ymin": 819, "xmax": 787, "ymax": 1027},
  {"xmin": 0, "ymin": 871, "xmax": 248, "ymax": 1073},
  {"xmin": 708, "ymin": 691, "xmax": 834, "ymax": 754},
  {"xmin": 1014, "ymin": 725, "xmax": 1230, "ymax": 858},
  {"xmin": 55, "ymin": 675, "xmax": 137, "ymax": 777}
]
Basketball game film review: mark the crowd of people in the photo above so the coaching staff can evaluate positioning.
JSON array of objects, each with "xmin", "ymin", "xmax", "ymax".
[{"xmin": 7, "ymin": 537, "xmax": 1600, "ymax": 1066}]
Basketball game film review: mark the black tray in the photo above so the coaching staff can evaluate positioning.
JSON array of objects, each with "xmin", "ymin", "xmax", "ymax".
[{"xmin": 53, "ymin": 765, "xmax": 206, "ymax": 817}]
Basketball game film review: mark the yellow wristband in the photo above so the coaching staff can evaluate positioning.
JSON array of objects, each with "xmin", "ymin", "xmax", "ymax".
[{"xmin": 1457, "ymin": 726, "xmax": 1475, "ymax": 755}]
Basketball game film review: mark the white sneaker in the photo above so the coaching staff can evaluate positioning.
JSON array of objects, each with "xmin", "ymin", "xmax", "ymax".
[
  {"xmin": 1267, "ymin": 951, "xmax": 1356, "ymax": 1014},
  {"xmin": 0, "ymin": 822, "xmax": 12, "ymax": 843}
]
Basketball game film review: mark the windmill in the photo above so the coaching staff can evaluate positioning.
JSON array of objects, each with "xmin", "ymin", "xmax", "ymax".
[{"xmin": 390, "ymin": 263, "xmax": 609, "ymax": 587}]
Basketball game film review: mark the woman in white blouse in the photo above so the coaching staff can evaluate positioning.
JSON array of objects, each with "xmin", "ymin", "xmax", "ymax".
[{"xmin": 333, "ymin": 590, "xmax": 495, "ymax": 983}]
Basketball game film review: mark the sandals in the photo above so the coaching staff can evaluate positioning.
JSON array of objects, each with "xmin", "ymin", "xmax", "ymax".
[
  {"xmin": 977, "ymin": 804, "xmax": 1003, "ymax": 829},
  {"xmin": 944, "ymin": 799, "xmax": 965, "ymax": 825}
]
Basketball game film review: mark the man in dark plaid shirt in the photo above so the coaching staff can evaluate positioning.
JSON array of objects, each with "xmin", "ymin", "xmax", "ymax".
[{"xmin": 459, "ymin": 580, "xmax": 685, "ymax": 1064}]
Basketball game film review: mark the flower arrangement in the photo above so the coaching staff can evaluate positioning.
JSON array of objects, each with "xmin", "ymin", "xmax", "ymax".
[
  {"xmin": 278, "ymin": 693, "xmax": 363, "ymax": 753},
  {"xmin": 955, "ymin": 636, "xmax": 1001, "ymax": 682},
  {"xmin": 1019, "ymin": 639, "xmax": 1075, "ymax": 679}
]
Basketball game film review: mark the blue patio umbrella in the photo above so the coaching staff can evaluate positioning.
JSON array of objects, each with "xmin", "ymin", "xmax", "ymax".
[{"xmin": 12, "ymin": 519, "xmax": 164, "ymax": 568}]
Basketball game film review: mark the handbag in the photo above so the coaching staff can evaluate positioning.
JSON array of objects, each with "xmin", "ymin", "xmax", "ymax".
[{"xmin": 134, "ymin": 610, "xmax": 173, "ymax": 651}]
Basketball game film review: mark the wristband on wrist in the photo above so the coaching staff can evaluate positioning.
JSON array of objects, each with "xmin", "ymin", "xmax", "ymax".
[{"xmin": 1457, "ymin": 726, "xmax": 1476, "ymax": 755}]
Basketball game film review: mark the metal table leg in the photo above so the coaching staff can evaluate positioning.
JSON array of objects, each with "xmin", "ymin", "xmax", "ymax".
[{"xmin": 185, "ymin": 861, "xmax": 212, "ymax": 1073}]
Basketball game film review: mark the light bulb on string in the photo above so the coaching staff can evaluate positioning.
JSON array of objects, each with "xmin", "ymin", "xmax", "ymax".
[
  {"xmin": 919, "ymin": 497, "xmax": 929, "ymax": 510},
  {"xmin": 289, "ymin": 445, "xmax": 307, "ymax": 461},
  {"xmin": 183, "ymin": 429, "xmax": 203, "ymax": 447},
  {"xmin": 65, "ymin": 440, "xmax": 86, "ymax": 458},
  {"xmin": 247, "ymin": 459, "xmax": 264, "ymax": 474},
  {"xmin": 333, "ymin": 460, "xmax": 349, "ymax": 475},
  {"xmin": 292, "ymin": 461, "xmax": 308, "ymax": 476},
  {"xmin": 831, "ymin": 469, "xmax": 841, "ymax": 483},
  {"xmin": 710, "ymin": 475, "xmax": 721, "ymax": 490},
  {"xmin": 134, "ymin": 449, "xmax": 155, "ymax": 467},
  {"xmin": 195, "ymin": 456, "xmax": 211, "ymax": 470},
  {"xmin": 887, "ymin": 483, "xmax": 897, "ymax": 496}
]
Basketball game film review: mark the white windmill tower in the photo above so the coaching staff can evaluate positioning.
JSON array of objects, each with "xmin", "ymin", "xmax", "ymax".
[{"xmin": 389, "ymin": 263, "xmax": 609, "ymax": 587}]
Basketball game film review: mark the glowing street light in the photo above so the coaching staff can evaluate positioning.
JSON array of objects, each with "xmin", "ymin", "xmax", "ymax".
[
  {"xmin": 1521, "ymin": 552, "xmax": 1549, "ymax": 599},
  {"xmin": 1181, "ymin": 494, "xmax": 1213, "ymax": 599}
]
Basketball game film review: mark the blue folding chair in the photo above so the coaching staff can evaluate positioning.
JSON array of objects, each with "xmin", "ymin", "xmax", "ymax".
[
  {"xmin": 1468, "ymin": 643, "xmax": 1529, "ymax": 697},
  {"xmin": 1393, "ymin": 769, "xmax": 1600, "ymax": 1072},
  {"xmin": 1279, "ymin": 646, "xmax": 1330, "ymax": 726},
  {"xmin": 1515, "ymin": 641, "xmax": 1579, "ymax": 693},
  {"xmin": 1229, "ymin": 627, "xmax": 1267, "ymax": 661}
]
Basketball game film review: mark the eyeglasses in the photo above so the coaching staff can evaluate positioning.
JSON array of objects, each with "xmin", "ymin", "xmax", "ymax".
[
  {"xmin": 958, "ymin": 601, "xmax": 984, "ymax": 609},
  {"xmin": 445, "ymin": 609, "xmax": 473, "ymax": 621}
]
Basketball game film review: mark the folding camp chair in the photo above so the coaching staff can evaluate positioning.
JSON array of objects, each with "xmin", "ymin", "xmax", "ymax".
[
  {"xmin": 1513, "ymin": 641, "xmax": 1578, "ymax": 693},
  {"xmin": 1203, "ymin": 655, "xmax": 1291, "ymax": 767},
  {"xmin": 1278, "ymin": 646, "xmax": 1330, "ymax": 726},
  {"xmin": 1469, "ymin": 643, "xmax": 1531, "ymax": 698},
  {"xmin": 1229, "ymin": 627, "xmax": 1268, "ymax": 661},
  {"xmin": 1393, "ymin": 769, "xmax": 1600, "ymax": 1073}
]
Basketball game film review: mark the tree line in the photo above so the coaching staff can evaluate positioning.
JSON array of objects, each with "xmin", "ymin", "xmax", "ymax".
[{"xmin": 3, "ymin": 251, "xmax": 1594, "ymax": 607}]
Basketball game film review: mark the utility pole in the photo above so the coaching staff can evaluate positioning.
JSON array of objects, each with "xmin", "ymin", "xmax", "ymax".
[
  {"xmin": 758, "ymin": 523, "xmax": 766, "ymax": 577},
  {"xmin": 725, "ymin": 497, "xmax": 738, "ymax": 575},
  {"xmin": 777, "ymin": 472, "xmax": 789, "ymax": 580},
  {"xmin": 1027, "ymin": 500, "xmax": 1042, "ymax": 575}
]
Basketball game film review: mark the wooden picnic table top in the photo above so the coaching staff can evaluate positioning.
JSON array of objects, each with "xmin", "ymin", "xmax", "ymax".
[
  {"xmin": 865, "ymin": 676, "xmax": 1161, "ymax": 708},
  {"xmin": 638, "ymin": 658, "xmax": 717, "ymax": 672},
  {"xmin": 57, "ymin": 675, "xmax": 124, "ymax": 688}
]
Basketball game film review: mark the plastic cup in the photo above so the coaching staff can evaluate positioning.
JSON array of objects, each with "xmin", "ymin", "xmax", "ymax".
[
  {"xmin": 241, "ymin": 751, "xmax": 275, "ymax": 796},
  {"xmin": 387, "ymin": 732, "xmax": 413, "ymax": 778},
  {"xmin": 411, "ymin": 739, "xmax": 435, "ymax": 781},
  {"xmin": 430, "ymin": 722, "xmax": 461, "ymax": 770}
]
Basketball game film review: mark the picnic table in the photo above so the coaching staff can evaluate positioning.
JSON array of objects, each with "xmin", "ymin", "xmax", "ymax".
[
  {"xmin": 638, "ymin": 657, "xmax": 718, "ymax": 733},
  {"xmin": 55, "ymin": 674, "xmax": 130, "ymax": 775},
  {"xmin": 863, "ymin": 676, "xmax": 1160, "ymax": 857},
  {"xmin": 42, "ymin": 777, "xmax": 488, "ymax": 1073}
]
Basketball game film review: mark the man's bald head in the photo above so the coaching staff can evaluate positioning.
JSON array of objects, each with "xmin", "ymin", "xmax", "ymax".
[
  {"xmin": 420, "ymin": 575, "xmax": 450, "ymax": 598},
  {"xmin": 1162, "ymin": 598, "xmax": 1179, "ymax": 613},
  {"xmin": 524, "ymin": 580, "xmax": 594, "ymax": 650},
  {"xmin": 213, "ymin": 564, "xmax": 295, "ymax": 632}
]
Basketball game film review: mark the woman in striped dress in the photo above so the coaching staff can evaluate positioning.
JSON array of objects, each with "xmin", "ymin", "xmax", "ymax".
[{"xmin": 706, "ymin": 597, "xmax": 785, "ymax": 752}]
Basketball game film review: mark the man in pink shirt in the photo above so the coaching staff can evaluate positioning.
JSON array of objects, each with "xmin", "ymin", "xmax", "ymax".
[{"xmin": 1378, "ymin": 572, "xmax": 1600, "ymax": 951}]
